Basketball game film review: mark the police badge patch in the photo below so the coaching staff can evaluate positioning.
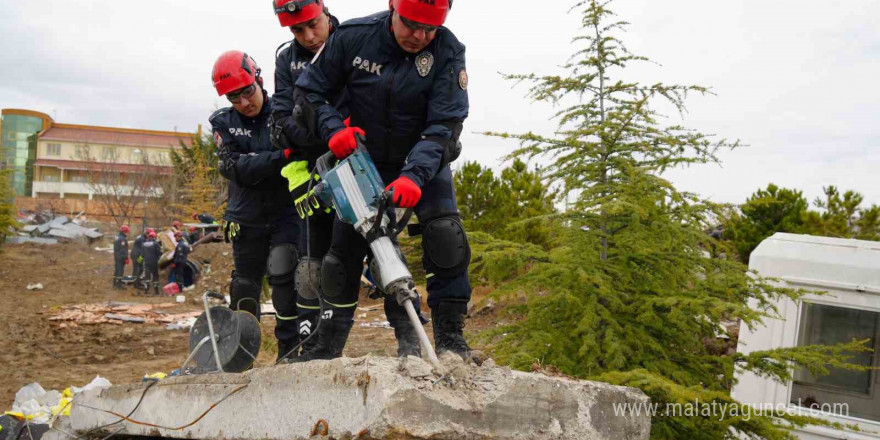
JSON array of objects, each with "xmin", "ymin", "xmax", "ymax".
[
  {"xmin": 458, "ymin": 69, "xmax": 468, "ymax": 90},
  {"xmin": 415, "ymin": 51, "xmax": 433, "ymax": 77}
]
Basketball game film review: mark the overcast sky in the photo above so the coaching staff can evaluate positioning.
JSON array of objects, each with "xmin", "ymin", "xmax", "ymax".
[{"xmin": 1, "ymin": 1, "xmax": 877, "ymax": 207}]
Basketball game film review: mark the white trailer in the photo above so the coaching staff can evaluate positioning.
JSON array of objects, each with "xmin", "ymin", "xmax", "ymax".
[{"xmin": 733, "ymin": 233, "xmax": 880, "ymax": 439}]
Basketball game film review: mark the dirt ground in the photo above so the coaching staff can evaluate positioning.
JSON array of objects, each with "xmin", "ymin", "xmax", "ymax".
[{"xmin": 0, "ymin": 240, "xmax": 495, "ymax": 408}]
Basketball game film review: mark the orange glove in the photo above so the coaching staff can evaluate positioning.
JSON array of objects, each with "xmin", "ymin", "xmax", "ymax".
[
  {"xmin": 328, "ymin": 127, "xmax": 364, "ymax": 159},
  {"xmin": 385, "ymin": 176, "xmax": 421, "ymax": 208}
]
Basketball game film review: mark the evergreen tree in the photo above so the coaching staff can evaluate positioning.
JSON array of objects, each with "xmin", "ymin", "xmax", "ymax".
[
  {"xmin": 454, "ymin": 158, "xmax": 556, "ymax": 247},
  {"xmin": 804, "ymin": 186, "xmax": 880, "ymax": 240},
  {"xmin": 482, "ymin": 1, "xmax": 869, "ymax": 438},
  {"xmin": 725, "ymin": 184, "xmax": 809, "ymax": 263}
]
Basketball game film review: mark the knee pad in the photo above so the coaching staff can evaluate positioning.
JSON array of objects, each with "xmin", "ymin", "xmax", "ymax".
[
  {"xmin": 230, "ymin": 275, "xmax": 262, "ymax": 318},
  {"xmin": 267, "ymin": 243, "xmax": 298, "ymax": 286},
  {"xmin": 294, "ymin": 257, "xmax": 322, "ymax": 300},
  {"xmin": 421, "ymin": 215, "xmax": 471, "ymax": 278},
  {"xmin": 321, "ymin": 252, "xmax": 346, "ymax": 299}
]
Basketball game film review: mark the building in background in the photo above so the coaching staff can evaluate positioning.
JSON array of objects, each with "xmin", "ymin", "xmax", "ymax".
[
  {"xmin": 0, "ymin": 108, "xmax": 196, "ymax": 200},
  {"xmin": 33, "ymin": 123, "xmax": 193, "ymax": 199},
  {"xmin": 0, "ymin": 109, "xmax": 53, "ymax": 197}
]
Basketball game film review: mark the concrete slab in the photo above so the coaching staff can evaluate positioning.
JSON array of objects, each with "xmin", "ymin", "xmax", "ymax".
[
  {"xmin": 5, "ymin": 236, "xmax": 60, "ymax": 245},
  {"xmin": 69, "ymin": 356, "xmax": 650, "ymax": 440}
]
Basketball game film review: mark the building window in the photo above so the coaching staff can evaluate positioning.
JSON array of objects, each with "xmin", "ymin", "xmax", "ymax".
[
  {"xmin": 74, "ymin": 145, "xmax": 89, "ymax": 160},
  {"xmin": 791, "ymin": 302, "xmax": 879, "ymax": 422},
  {"xmin": 47, "ymin": 143, "xmax": 61, "ymax": 157},
  {"xmin": 70, "ymin": 174, "xmax": 88, "ymax": 183},
  {"xmin": 43, "ymin": 174, "xmax": 60, "ymax": 182},
  {"xmin": 131, "ymin": 149, "xmax": 144, "ymax": 163},
  {"xmin": 102, "ymin": 146, "xmax": 117, "ymax": 161}
]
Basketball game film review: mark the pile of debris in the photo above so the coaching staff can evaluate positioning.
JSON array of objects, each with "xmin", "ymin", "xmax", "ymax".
[
  {"xmin": 9, "ymin": 211, "xmax": 102, "ymax": 245},
  {"xmin": 48, "ymin": 301, "xmax": 201, "ymax": 329}
]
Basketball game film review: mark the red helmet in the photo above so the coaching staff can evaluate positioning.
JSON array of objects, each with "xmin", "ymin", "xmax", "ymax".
[
  {"xmin": 189, "ymin": 226, "xmax": 197, "ymax": 233},
  {"xmin": 212, "ymin": 51, "xmax": 261, "ymax": 96},
  {"xmin": 172, "ymin": 220, "xmax": 183, "ymax": 229},
  {"xmin": 146, "ymin": 228, "xmax": 157, "ymax": 239},
  {"xmin": 274, "ymin": 0, "xmax": 323, "ymax": 27},
  {"xmin": 120, "ymin": 225, "xmax": 130, "ymax": 234},
  {"xmin": 174, "ymin": 230, "xmax": 184, "ymax": 239},
  {"xmin": 392, "ymin": 0, "xmax": 450, "ymax": 27}
]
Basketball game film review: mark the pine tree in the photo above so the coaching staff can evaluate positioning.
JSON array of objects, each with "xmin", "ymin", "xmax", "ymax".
[
  {"xmin": 454, "ymin": 158, "xmax": 556, "ymax": 247},
  {"xmin": 804, "ymin": 186, "xmax": 880, "ymax": 240},
  {"xmin": 481, "ymin": 1, "xmax": 870, "ymax": 438},
  {"xmin": 725, "ymin": 184, "xmax": 809, "ymax": 263}
]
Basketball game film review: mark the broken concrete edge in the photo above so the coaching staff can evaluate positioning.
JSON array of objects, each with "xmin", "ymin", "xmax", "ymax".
[{"xmin": 69, "ymin": 355, "xmax": 652, "ymax": 440}]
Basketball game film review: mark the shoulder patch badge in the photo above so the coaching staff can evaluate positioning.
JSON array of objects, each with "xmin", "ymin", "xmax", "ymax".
[
  {"xmin": 415, "ymin": 51, "xmax": 434, "ymax": 77},
  {"xmin": 458, "ymin": 69, "xmax": 468, "ymax": 90}
]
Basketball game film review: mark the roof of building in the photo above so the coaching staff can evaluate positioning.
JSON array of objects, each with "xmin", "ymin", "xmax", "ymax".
[
  {"xmin": 1, "ymin": 108, "xmax": 53, "ymax": 121},
  {"xmin": 39, "ymin": 123, "xmax": 194, "ymax": 149},
  {"xmin": 34, "ymin": 158, "xmax": 173, "ymax": 175}
]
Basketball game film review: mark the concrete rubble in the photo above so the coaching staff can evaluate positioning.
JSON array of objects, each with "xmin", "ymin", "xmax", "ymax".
[
  {"xmin": 68, "ymin": 355, "xmax": 651, "ymax": 440},
  {"xmin": 9, "ymin": 211, "xmax": 103, "ymax": 245},
  {"xmin": 48, "ymin": 301, "xmax": 201, "ymax": 328}
]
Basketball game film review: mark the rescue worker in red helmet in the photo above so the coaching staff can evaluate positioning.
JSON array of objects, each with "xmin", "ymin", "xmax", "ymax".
[
  {"xmin": 113, "ymin": 225, "xmax": 131, "ymax": 289},
  {"xmin": 141, "ymin": 228, "xmax": 163, "ymax": 296},
  {"xmin": 209, "ymin": 50, "xmax": 303, "ymax": 356},
  {"xmin": 294, "ymin": 0, "xmax": 476, "ymax": 360},
  {"xmin": 270, "ymin": 0, "xmax": 350, "ymax": 362}
]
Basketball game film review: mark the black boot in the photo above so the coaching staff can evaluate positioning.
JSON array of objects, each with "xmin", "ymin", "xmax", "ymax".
[
  {"xmin": 276, "ymin": 337, "xmax": 301, "ymax": 363},
  {"xmin": 113, "ymin": 277, "xmax": 123, "ymax": 290},
  {"xmin": 299, "ymin": 313, "xmax": 320, "ymax": 355},
  {"xmin": 153, "ymin": 282, "xmax": 160, "ymax": 296},
  {"xmin": 431, "ymin": 301, "xmax": 472, "ymax": 359},
  {"xmin": 294, "ymin": 317, "xmax": 354, "ymax": 362},
  {"xmin": 392, "ymin": 322, "xmax": 422, "ymax": 358}
]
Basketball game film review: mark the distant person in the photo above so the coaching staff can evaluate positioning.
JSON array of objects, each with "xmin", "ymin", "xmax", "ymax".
[
  {"xmin": 187, "ymin": 226, "xmax": 200, "ymax": 244},
  {"xmin": 113, "ymin": 225, "xmax": 130, "ymax": 290},
  {"xmin": 192, "ymin": 212, "xmax": 217, "ymax": 225},
  {"xmin": 141, "ymin": 228, "xmax": 162, "ymax": 296},
  {"xmin": 130, "ymin": 229, "xmax": 146, "ymax": 282},
  {"xmin": 171, "ymin": 230, "xmax": 190, "ymax": 290}
]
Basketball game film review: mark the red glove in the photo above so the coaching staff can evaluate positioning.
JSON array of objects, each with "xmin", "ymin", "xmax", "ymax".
[
  {"xmin": 124, "ymin": 258, "xmax": 130, "ymax": 265},
  {"xmin": 385, "ymin": 176, "xmax": 421, "ymax": 208},
  {"xmin": 328, "ymin": 127, "xmax": 365, "ymax": 159},
  {"xmin": 171, "ymin": 263, "xmax": 177, "ymax": 268},
  {"xmin": 343, "ymin": 117, "xmax": 351, "ymax": 127},
  {"xmin": 283, "ymin": 148, "xmax": 297, "ymax": 161}
]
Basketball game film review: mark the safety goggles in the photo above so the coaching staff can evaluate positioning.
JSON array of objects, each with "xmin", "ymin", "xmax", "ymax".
[
  {"xmin": 398, "ymin": 14, "xmax": 439, "ymax": 33},
  {"xmin": 273, "ymin": 0, "xmax": 320, "ymax": 15},
  {"xmin": 226, "ymin": 84, "xmax": 257, "ymax": 104}
]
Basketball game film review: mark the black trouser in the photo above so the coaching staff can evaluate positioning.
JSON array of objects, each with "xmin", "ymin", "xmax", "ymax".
[
  {"xmin": 113, "ymin": 258, "xmax": 125, "ymax": 283},
  {"xmin": 131, "ymin": 255, "xmax": 143, "ymax": 279},
  {"xmin": 173, "ymin": 261, "xmax": 187, "ymax": 287},
  {"xmin": 297, "ymin": 208, "xmax": 335, "ymax": 340},
  {"xmin": 230, "ymin": 217, "xmax": 300, "ymax": 342},
  {"xmin": 144, "ymin": 262, "xmax": 160, "ymax": 292}
]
